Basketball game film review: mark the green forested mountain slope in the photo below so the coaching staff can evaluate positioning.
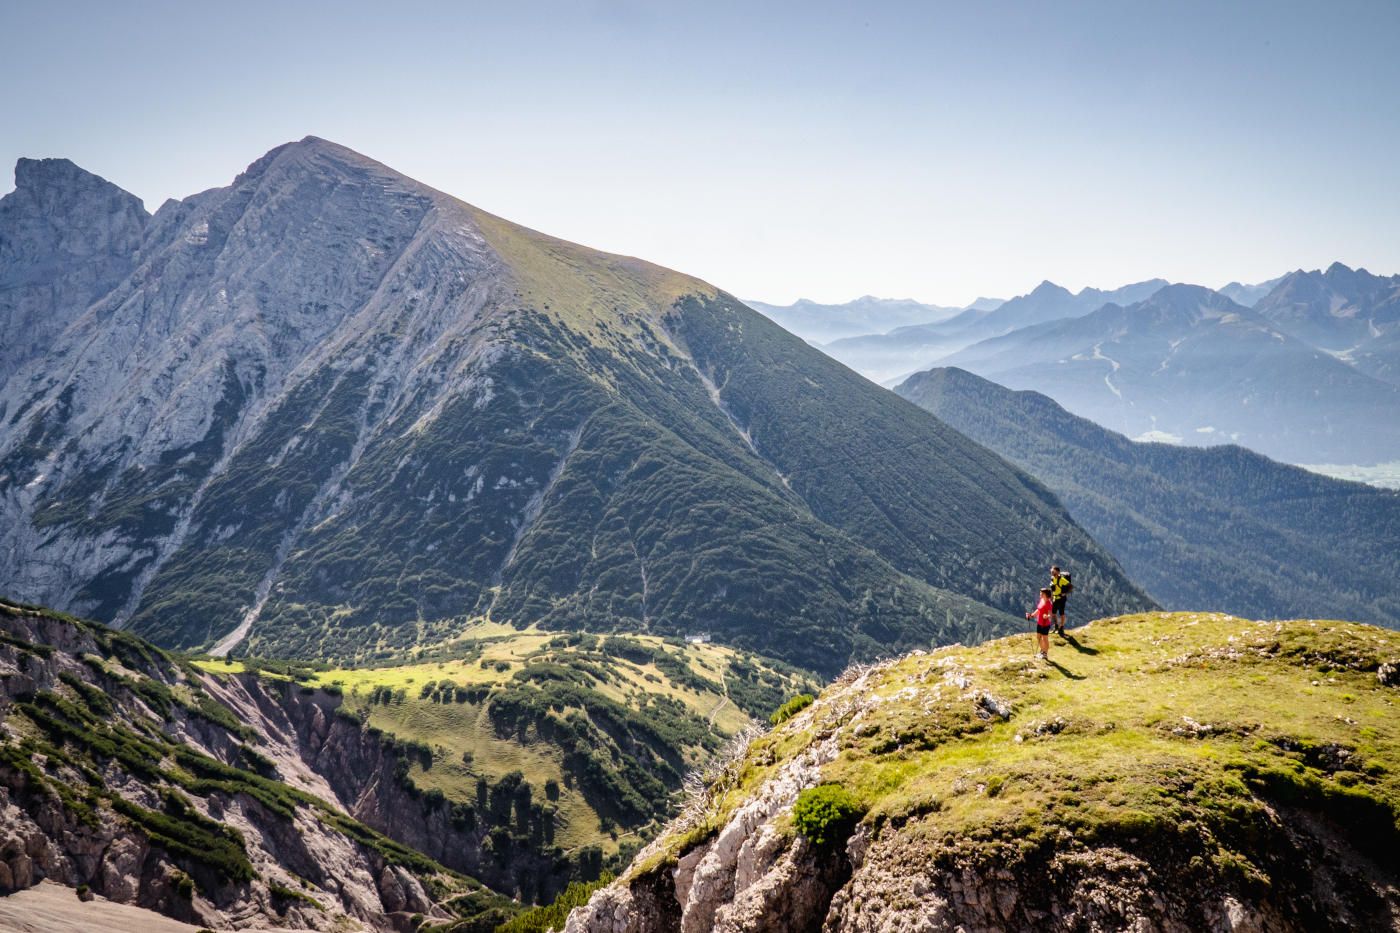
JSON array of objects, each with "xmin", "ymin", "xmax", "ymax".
[
  {"xmin": 666, "ymin": 295, "xmax": 1151, "ymax": 623},
  {"xmin": 0, "ymin": 139, "xmax": 1151, "ymax": 673},
  {"xmin": 898, "ymin": 367, "xmax": 1400, "ymax": 625}
]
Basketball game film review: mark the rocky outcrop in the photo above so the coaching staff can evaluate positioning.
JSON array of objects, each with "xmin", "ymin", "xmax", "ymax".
[
  {"xmin": 0, "ymin": 601, "xmax": 486, "ymax": 931},
  {"xmin": 0, "ymin": 157, "xmax": 149, "ymax": 385}
]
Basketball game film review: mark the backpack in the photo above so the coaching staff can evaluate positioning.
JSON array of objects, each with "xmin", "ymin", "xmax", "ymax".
[{"xmin": 1062, "ymin": 573, "xmax": 1073, "ymax": 594}]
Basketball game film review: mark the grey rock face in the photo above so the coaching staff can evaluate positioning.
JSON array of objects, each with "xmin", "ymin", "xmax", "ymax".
[
  {"xmin": 0, "ymin": 138, "xmax": 455, "ymax": 628},
  {"xmin": 0, "ymin": 157, "xmax": 149, "ymax": 385},
  {"xmin": 0, "ymin": 603, "xmax": 457, "ymax": 931}
]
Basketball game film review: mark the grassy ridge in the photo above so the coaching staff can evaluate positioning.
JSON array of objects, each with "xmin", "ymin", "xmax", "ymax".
[{"xmin": 640, "ymin": 611, "xmax": 1400, "ymax": 890}]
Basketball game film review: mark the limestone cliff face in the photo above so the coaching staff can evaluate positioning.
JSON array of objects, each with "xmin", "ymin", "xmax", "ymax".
[
  {"xmin": 567, "ymin": 614, "xmax": 1400, "ymax": 932},
  {"xmin": 0, "ymin": 601, "xmax": 507, "ymax": 931},
  {"xmin": 0, "ymin": 157, "xmax": 149, "ymax": 385}
]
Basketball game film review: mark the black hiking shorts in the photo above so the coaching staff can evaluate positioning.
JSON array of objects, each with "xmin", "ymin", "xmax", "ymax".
[{"xmin": 1052, "ymin": 597, "xmax": 1066, "ymax": 614}]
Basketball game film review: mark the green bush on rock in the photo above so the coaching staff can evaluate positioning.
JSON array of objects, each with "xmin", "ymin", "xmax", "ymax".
[{"xmin": 792, "ymin": 784, "xmax": 864, "ymax": 849}]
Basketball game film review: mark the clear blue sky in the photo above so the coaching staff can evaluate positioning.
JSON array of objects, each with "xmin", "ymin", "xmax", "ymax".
[{"xmin": 3, "ymin": 0, "xmax": 1398, "ymax": 305}]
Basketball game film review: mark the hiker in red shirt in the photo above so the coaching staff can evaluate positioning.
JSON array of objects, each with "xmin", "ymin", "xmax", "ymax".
[{"xmin": 1027, "ymin": 587, "xmax": 1053, "ymax": 660}]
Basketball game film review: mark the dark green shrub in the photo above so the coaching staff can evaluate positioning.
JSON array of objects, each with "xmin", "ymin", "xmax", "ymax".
[
  {"xmin": 792, "ymin": 784, "xmax": 863, "ymax": 849},
  {"xmin": 769, "ymin": 693, "xmax": 814, "ymax": 726},
  {"xmin": 495, "ymin": 873, "xmax": 614, "ymax": 933}
]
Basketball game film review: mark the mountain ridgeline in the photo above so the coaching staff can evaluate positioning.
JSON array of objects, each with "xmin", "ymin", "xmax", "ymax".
[
  {"xmin": 742, "ymin": 296, "xmax": 970, "ymax": 345},
  {"xmin": 897, "ymin": 367, "xmax": 1400, "ymax": 627},
  {"xmin": 934, "ymin": 283, "xmax": 1400, "ymax": 464},
  {"xmin": 0, "ymin": 139, "xmax": 1151, "ymax": 673},
  {"xmin": 1252, "ymin": 261, "xmax": 1400, "ymax": 387},
  {"xmin": 787, "ymin": 268, "xmax": 1400, "ymax": 467},
  {"xmin": 818, "ymin": 278, "xmax": 1169, "ymax": 383}
]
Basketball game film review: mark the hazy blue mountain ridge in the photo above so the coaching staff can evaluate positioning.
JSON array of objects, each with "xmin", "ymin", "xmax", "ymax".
[
  {"xmin": 897, "ymin": 366, "xmax": 1400, "ymax": 626},
  {"xmin": 931, "ymin": 284, "xmax": 1400, "ymax": 464},
  {"xmin": 744, "ymin": 295, "xmax": 969, "ymax": 344},
  {"xmin": 1217, "ymin": 274, "xmax": 1285, "ymax": 308},
  {"xmin": 818, "ymin": 277, "xmax": 1171, "ymax": 382},
  {"xmin": 1252, "ymin": 261, "xmax": 1400, "ymax": 385}
]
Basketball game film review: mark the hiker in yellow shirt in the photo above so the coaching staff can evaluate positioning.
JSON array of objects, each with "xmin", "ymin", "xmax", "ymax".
[{"xmin": 1049, "ymin": 565, "xmax": 1073, "ymax": 636}]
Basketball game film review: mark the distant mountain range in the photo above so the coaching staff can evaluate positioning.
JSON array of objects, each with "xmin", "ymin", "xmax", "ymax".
[
  {"xmin": 934, "ymin": 283, "xmax": 1400, "ymax": 464},
  {"xmin": 817, "ymin": 278, "xmax": 1170, "ymax": 382},
  {"xmin": 777, "ymin": 266, "xmax": 1399, "ymax": 466},
  {"xmin": 0, "ymin": 140, "xmax": 1152, "ymax": 673},
  {"xmin": 1217, "ymin": 275, "xmax": 1285, "ymax": 308},
  {"xmin": 1253, "ymin": 262, "xmax": 1400, "ymax": 386},
  {"xmin": 742, "ymin": 295, "xmax": 977, "ymax": 344},
  {"xmin": 897, "ymin": 367, "xmax": 1400, "ymax": 626}
]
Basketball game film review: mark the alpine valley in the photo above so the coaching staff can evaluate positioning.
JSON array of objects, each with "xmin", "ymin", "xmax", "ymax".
[{"xmin": 897, "ymin": 367, "xmax": 1400, "ymax": 626}]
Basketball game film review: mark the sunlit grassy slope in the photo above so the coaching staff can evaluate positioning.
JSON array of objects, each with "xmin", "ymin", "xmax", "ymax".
[
  {"xmin": 199, "ymin": 626, "xmax": 816, "ymax": 856},
  {"xmin": 643, "ymin": 612, "xmax": 1400, "ymax": 880}
]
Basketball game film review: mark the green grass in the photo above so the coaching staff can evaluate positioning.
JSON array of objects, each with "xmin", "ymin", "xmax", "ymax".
[
  {"xmin": 635, "ymin": 612, "xmax": 1400, "ymax": 881},
  {"xmin": 264, "ymin": 627, "xmax": 817, "ymax": 857},
  {"xmin": 488, "ymin": 872, "xmax": 615, "ymax": 933}
]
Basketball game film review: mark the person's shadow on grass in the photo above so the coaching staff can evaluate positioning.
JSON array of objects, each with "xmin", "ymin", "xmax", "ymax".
[
  {"xmin": 1060, "ymin": 632, "xmax": 1099, "ymax": 655},
  {"xmin": 1046, "ymin": 658, "xmax": 1086, "ymax": 680}
]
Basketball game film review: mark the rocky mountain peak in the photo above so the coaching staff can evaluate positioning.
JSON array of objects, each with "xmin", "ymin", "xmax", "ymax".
[
  {"xmin": 1, "ymin": 156, "xmax": 151, "ymax": 383},
  {"xmin": 1028, "ymin": 279, "xmax": 1070, "ymax": 298},
  {"xmin": 236, "ymin": 135, "xmax": 405, "ymax": 185},
  {"xmin": 0, "ymin": 139, "xmax": 1150, "ymax": 671},
  {"xmin": 5, "ymin": 156, "xmax": 148, "ymax": 233},
  {"xmin": 1138, "ymin": 282, "xmax": 1237, "ymax": 317},
  {"xmin": 12, "ymin": 156, "xmax": 139, "ymax": 206}
]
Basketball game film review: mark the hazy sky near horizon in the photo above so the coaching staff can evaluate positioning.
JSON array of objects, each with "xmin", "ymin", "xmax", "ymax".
[{"xmin": 3, "ymin": 0, "xmax": 1398, "ymax": 305}]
